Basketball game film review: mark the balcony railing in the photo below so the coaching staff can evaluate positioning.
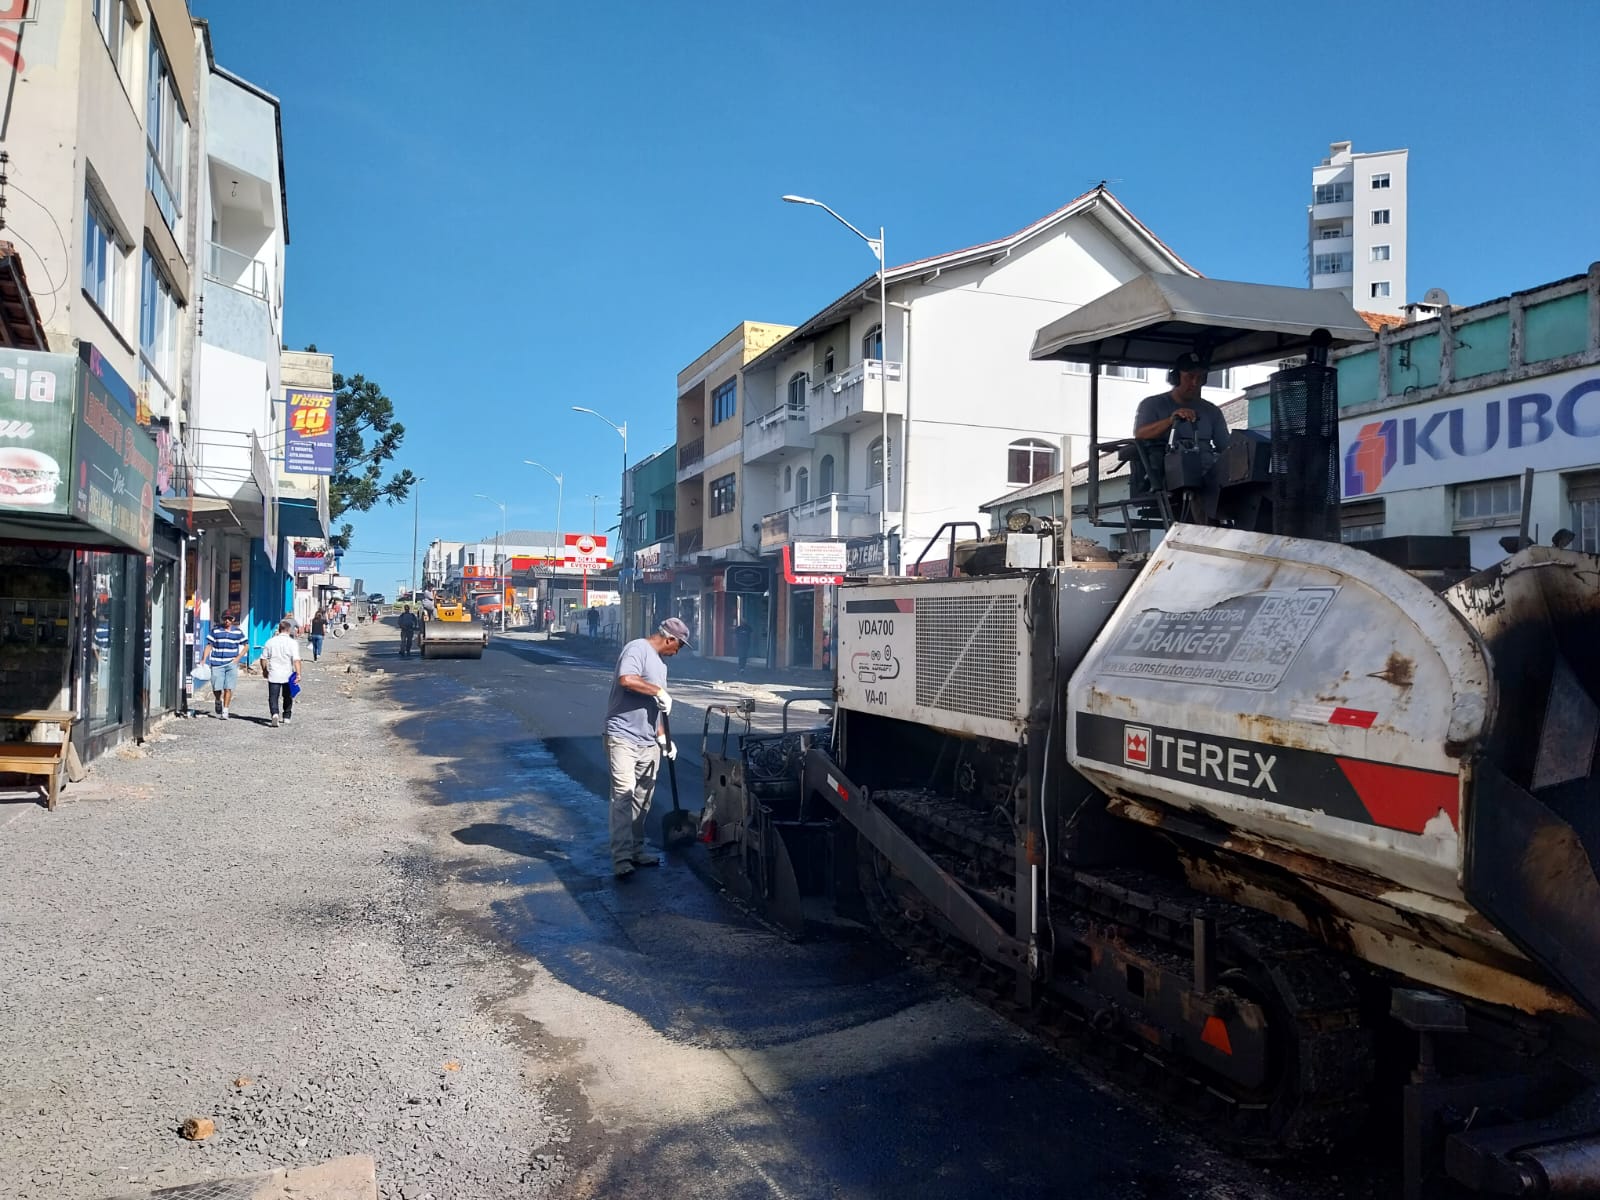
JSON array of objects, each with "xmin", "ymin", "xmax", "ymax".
[
  {"xmin": 677, "ymin": 527, "xmax": 703, "ymax": 557},
  {"xmin": 809, "ymin": 360, "xmax": 904, "ymax": 433},
  {"xmin": 759, "ymin": 492, "xmax": 874, "ymax": 549},
  {"xmin": 744, "ymin": 402, "xmax": 814, "ymax": 462},
  {"xmin": 678, "ymin": 436, "xmax": 705, "ymax": 473},
  {"xmin": 205, "ymin": 241, "xmax": 269, "ymax": 301}
]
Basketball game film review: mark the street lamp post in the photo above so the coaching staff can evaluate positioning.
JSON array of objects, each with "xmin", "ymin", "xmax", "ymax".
[
  {"xmin": 782, "ymin": 193, "xmax": 893, "ymax": 574},
  {"xmin": 570, "ymin": 406, "xmax": 629, "ymax": 589},
  {"xmin": 524, "ymin": 459, "xmax": 564, "ymax": 561},
  {"xmin": 410, "ymin": 477, "xmax": 426, "ymax": 600},
  {"xmin": 474, "ymin": 493, "xmax": 508, "ymax": 632}
]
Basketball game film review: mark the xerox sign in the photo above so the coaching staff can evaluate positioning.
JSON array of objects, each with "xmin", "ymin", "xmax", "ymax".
[{"xmin": 1342, "ymin": 366, "xmax": 1600, "ymax": 498}]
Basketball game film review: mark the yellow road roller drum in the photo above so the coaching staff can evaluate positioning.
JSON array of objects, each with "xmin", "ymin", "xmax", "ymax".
[{"xmin": 420, "ymin": 600, "xmax": 487, "ymax": 660}]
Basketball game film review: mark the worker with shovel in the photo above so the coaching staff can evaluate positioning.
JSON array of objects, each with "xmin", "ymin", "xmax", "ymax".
[{"xmin": 603, "ymin": 617, "xmax": 692, "ymax": 880}]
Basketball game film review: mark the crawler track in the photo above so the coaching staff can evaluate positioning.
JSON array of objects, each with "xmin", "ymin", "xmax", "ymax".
[{"xmin": 865, "ymin": 789, "xmax": 1374, "ymax": 1157}]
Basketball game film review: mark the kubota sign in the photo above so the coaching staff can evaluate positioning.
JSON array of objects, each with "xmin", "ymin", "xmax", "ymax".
[{"xmin": 1342, "ymin": 365, "xmax": 1600, "ymax": 498}]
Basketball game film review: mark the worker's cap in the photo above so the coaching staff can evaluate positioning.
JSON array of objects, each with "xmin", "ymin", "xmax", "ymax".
[
  {"xmin": 1173, "ymin": 352, "xmax": 1208, "ymax": 375},
  {"xmin": 658, "ymin": 617, "xmax": 693, "ymax": 648}
]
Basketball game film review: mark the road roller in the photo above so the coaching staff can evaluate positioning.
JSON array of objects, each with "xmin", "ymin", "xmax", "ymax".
[{"xmin": 419, "ymin": 599, "xmax": 487, "ymax": 660}]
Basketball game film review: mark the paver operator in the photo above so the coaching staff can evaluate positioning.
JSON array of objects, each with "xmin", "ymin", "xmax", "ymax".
[
  {"xmin": 1132, "ymin": 351, "xmax": 1231, "ymax": 523},
  {"xmin": 603, "ymin": 617, "xmax": 691, "ymax": 879}
]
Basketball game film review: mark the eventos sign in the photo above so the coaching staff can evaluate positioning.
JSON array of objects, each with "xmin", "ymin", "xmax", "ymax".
[
  {"xmin": 1343, "ymin": 366, "xmax": 1600, "ymax": 498},
  {"xmin": 564, "ymin": 533, "xmax": 611, "ymax": 570}
]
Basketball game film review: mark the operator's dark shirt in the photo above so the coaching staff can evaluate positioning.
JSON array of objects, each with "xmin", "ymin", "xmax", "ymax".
[
  {"xmin": 1133, "ymin": 391, "xmax": 1232, "ymax": 455},
  {"xmin": 397, "ymin": 611, "xmax": 418, "ymax": 633}
]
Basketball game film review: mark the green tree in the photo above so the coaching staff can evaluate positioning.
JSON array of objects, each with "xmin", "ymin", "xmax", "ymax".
[{"xmin": 328, "ymin": 370, "xmax": 414, "ymax": 550}]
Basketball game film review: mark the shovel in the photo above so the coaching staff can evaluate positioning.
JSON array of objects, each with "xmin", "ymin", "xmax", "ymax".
[{"xmin": 659, "ymin": 711, "xmax": 697, "ymax": 849}]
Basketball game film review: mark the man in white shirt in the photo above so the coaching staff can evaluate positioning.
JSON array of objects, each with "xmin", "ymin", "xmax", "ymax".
[{"xmin": 260, "ymin": 618, "xmax": 303, "ymax": 728}]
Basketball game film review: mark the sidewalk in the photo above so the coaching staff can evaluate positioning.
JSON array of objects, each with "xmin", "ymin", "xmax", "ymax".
[{"xmin": 0, "ymin": 628, "xmax": 563, "ymax": 1200}]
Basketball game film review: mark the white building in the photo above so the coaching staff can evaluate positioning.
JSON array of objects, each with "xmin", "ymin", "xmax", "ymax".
[
  {"xmin": 740, "ymin": 186, "xmax": 1239, "ymax": 667},
  {"xmin": 1309, "ymin": 140, "xmax": 1409, "ymax": 316}
]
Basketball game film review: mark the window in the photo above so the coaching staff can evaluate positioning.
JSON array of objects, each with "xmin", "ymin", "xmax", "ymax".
[
  {"xmin": 146, "ymin": 36, "xmax": 189, "ymax": 232},
  {"xmin": 818, "ymin": 454, "xmax": 835, "ymax": 496},
  {"xmin": 1454, "ymin": 477, "xmax": 1521, "ymax": 526},
  {"xmin": 1007, "ymin": 438, "xmax": 1057, "ymax": 486},
  {"xmin": 823, "ymin": 346, "xmax": 835, "ymax": 376},
  {"xmin": 711, "ymin": 377, "xmax": 737, "ymax": 425},
  {"xmin": 1370, "ymin": 173, "xmax": 1391, "ymax": 189},
  {"xmin": 1205, "ymin": 368, "xmax": 1232, "ymax": 390},
  {"xmin": 782, "ymin": 464, "xmax": 792, "ymax": 492},
  {"xmin": 92, "ymin": 0, "xmax": 128, "ymax": 70},
  {"xmin": 1103, "ymin": 364, "xmax": 1148, "ymax": 382},
  {"xmin": 1062, "ymin": 360, "xmax": 1090, "ymax": 376},
  {"xmin": 1313, "ymin": 182, "xmax": 1351, "ymax": 205},
  {"xmin": 786, "ymin": 372, "xmax": 807, "ymax": 413},
  {"xmin": 868, "ymin": 435, "xmax": 890, "ymax": 489},
  {"xmin": 1317, "ymin": 225, "xmax": 1345, "ymax": 240},
  {"xmin": 654, "ymin": 508, "xmax": 675, "ymax": 540},
  {"xmin": 634, "ymin": 513, "xmax": 648, "ymax": 545},
  {"xmin": 82, "ymin": 190, "xmax": 127, "ymax": 323},
  {"xmin": 862, "ymin": 323, "xmax": 883, "ymax": 362},
  {"xmin": 1314, "ymin": 253, "xmax": 1350, "ymax": 276},
  {"xmin": 794, "ymin": 467, "xmax": 809, "ymax": 504},
  {"xmin": 140, "ymin": 250, "xmax": 179, "ymax": 386},
  {"xmin": 1340, "ymin": 498, "xmax": 1385, "ymax": 544},
  {"xmin": 1567, "ymin": 473, "xmax": 1600, "ymax": 554},
  {"xmin": 1370, "ymin": 281, "xmax": 1391, "ymax": 299},
  {"xmin": 1370, "ymin": 244, "xmax": 1391, "ymax": 262},
  {"xmin": 1372, "ymin": 209, "xmax": 1391, "ymax": 226},
  {"xmin": 710, "ymin": 472, "xmax": 737, "ymax": 516}
]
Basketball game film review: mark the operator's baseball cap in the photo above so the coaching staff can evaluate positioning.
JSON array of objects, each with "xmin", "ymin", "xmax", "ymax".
[
  {"xmin": 659, "ymin": 617, "xmax": 693, "ymax": 648},
  {"xmin": 1173, "ymin": 351, "xmax": 1207, "ymax": 375}
]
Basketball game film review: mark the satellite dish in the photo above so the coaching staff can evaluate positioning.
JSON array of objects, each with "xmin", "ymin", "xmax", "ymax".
[{"xmin": 1422, "ymin": 287, "xmax": 1451, "ymax": 308}]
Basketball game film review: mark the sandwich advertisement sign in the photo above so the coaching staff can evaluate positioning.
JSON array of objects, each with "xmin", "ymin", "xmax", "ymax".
[
  {"xmin": 0, "ymin": 346, "xmax": 156, "ymax": 553},
  {"xmin": 0, "ymin": 349, "xmax": 78, "ymax": 516}
]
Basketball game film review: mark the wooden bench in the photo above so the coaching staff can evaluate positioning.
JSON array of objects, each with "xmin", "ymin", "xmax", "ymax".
[{"xmin": 0, "ymin": 709, "xmax": 74, "ymax": 810}]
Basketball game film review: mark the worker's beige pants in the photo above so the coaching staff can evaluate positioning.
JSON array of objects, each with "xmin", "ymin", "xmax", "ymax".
[{"xmin": 604, "ymin": 736, "xmax": 660, "ymax": 868}]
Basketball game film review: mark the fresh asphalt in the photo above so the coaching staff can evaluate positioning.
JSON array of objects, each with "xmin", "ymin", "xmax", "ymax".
[{"xmin": 371, "ymin": 624, "xmax": 1386, "ymax": 1200}]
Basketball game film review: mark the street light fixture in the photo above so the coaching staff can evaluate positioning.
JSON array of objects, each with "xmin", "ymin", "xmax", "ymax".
[
  {"xmin": 474, "ymin": 493, "xmax": 508, "ymax": 633},
  {"xmin": 782, "ymin": 193, "xmax": 893, "ymax": 574},
  {"xmin": 570, "ymin": 406, "xmax": 629, "ymax": 543},
  {"xmin": 523, "ymin": 460, "xmax": 564, "ymax": 568}
]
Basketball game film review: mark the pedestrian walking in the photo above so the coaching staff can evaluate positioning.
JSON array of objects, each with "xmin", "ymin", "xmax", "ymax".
[
  {"xmin": 201, "ymin": 611, "xmax": 246, "ymax": 719},
  {"xmin": 308, "ymin": 606, "xmax": 328, "ymax": 661},
  {"xmin": 587, "ymin": 607, "xmax": 600, "ymax": 637},
  {"xmin": 260, "ymin": 618, "xmax": 303, "ymax": 727},
  {"xmin": 603, "ymin": 617, "xmax": 691, "ymax": 879},
  {"xmin": 543, "ymin": 605, "xmax": 554, "ymax": 632},
  {"xmin": 734, "ymin": 619, "xmax": 752, "ymax": 670},
  {"xmin": 397, "ymin": 604, "xmax": 418, "ymax": 658}
]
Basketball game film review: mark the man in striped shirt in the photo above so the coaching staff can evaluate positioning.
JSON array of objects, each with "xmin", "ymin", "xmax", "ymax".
[{"xmin": 202, "ymin": 611, "xmax": 247, "ymax": 719}]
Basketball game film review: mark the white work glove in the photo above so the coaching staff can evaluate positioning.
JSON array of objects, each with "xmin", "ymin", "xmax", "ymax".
[
  {"xmin": 656, "ymin": 687, "xmax": 672, "ymax": 716},
  {"xmin": 657, "ymin": 735, "xmax": 677, "ymax": 761}
]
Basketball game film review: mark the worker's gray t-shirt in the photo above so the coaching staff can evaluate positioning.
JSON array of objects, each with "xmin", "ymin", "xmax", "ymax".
[
  {"xmin": 1133, "ymin": 392, "xmax": 1232, "ymax": 453},
  {"xmin": 606, "ymin": 638, "xmax": 666, "ymax": 747}
]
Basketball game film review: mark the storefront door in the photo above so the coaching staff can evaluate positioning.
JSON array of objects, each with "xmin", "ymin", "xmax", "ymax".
[{"xmin": 790, "ymin": 587, "xmax": 814, "ymax": 668}]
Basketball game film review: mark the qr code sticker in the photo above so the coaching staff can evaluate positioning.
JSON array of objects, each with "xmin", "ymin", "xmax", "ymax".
[{"xmin": 1228, "ymin": 589, "xmax": 1335, "ymax": 667}]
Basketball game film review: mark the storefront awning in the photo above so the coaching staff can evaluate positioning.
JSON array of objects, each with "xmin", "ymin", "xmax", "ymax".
[{"xmin": 278, "ymin": 497, "xmax": 327, "ymax": 539}]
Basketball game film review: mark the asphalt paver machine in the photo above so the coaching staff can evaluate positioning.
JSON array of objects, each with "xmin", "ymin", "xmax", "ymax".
[{"xmin": 708, "ymin": 276, "xmax": 1600, "ymax": 1197}]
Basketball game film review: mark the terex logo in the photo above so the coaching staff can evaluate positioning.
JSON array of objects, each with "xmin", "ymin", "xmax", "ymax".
[
  {"xmin": 1124, "ymin": 726, "xmax": 1151, "ymax": 768},
  {"xmin": 1135, "ymin": 731, "xmax": 1279, "ymax": 794}
]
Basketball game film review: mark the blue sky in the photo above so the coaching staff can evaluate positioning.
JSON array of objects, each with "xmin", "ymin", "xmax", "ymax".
[{"xmin": 192, "ymin": 0, "xmax": 1599, "ymax": 593}]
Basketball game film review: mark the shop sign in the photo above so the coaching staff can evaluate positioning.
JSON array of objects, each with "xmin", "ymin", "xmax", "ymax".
[
  {"xmin": 564, "ymin": 532, "xmax": 612, "ymax": 570},
  {"xmin": 284, "ymin": 388, "xmax": 336, "ymax": 476},
  {"xmin": 294, "ymin": 555, "xmax": 327, "ymax": 575},
  {"xmin": 792, "ymin": 539, "xmax": 847, "ymax": 576},
  {"xmin": 74, "ymin": 346, "xmax": 156, "ymax": 554},
  {"xmin": 783, "ymin": 544, "xmax": 841, "ymax": 586},
  {"xmin": 846, "ymin": 535, "xmax": 884, "ymax": 575},
  {"xmin": 724, "ymin": 563, "xmax": 768, "ymax": 593},
  {"xmin": 228, "ymin": 556, "xmax": 243, "ymax": 618},
  {"xmin": 0, "ymin": 348, "xmax": 77, "ymax": 517},
  {"xmin": 1343, "ymin": 365, "xmax": 1600, "ymax": 499}
]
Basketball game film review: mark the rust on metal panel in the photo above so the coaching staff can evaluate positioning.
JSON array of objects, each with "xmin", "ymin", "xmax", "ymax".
[{"xmin": 1368, "ymin": 652, "xmax": 1415, "ymax": 688}]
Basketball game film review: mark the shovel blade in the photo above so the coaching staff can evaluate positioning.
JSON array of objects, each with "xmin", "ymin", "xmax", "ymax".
[{"xmin": 663, "ymin": 808, "xmax": 699, "ymax": 848}]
